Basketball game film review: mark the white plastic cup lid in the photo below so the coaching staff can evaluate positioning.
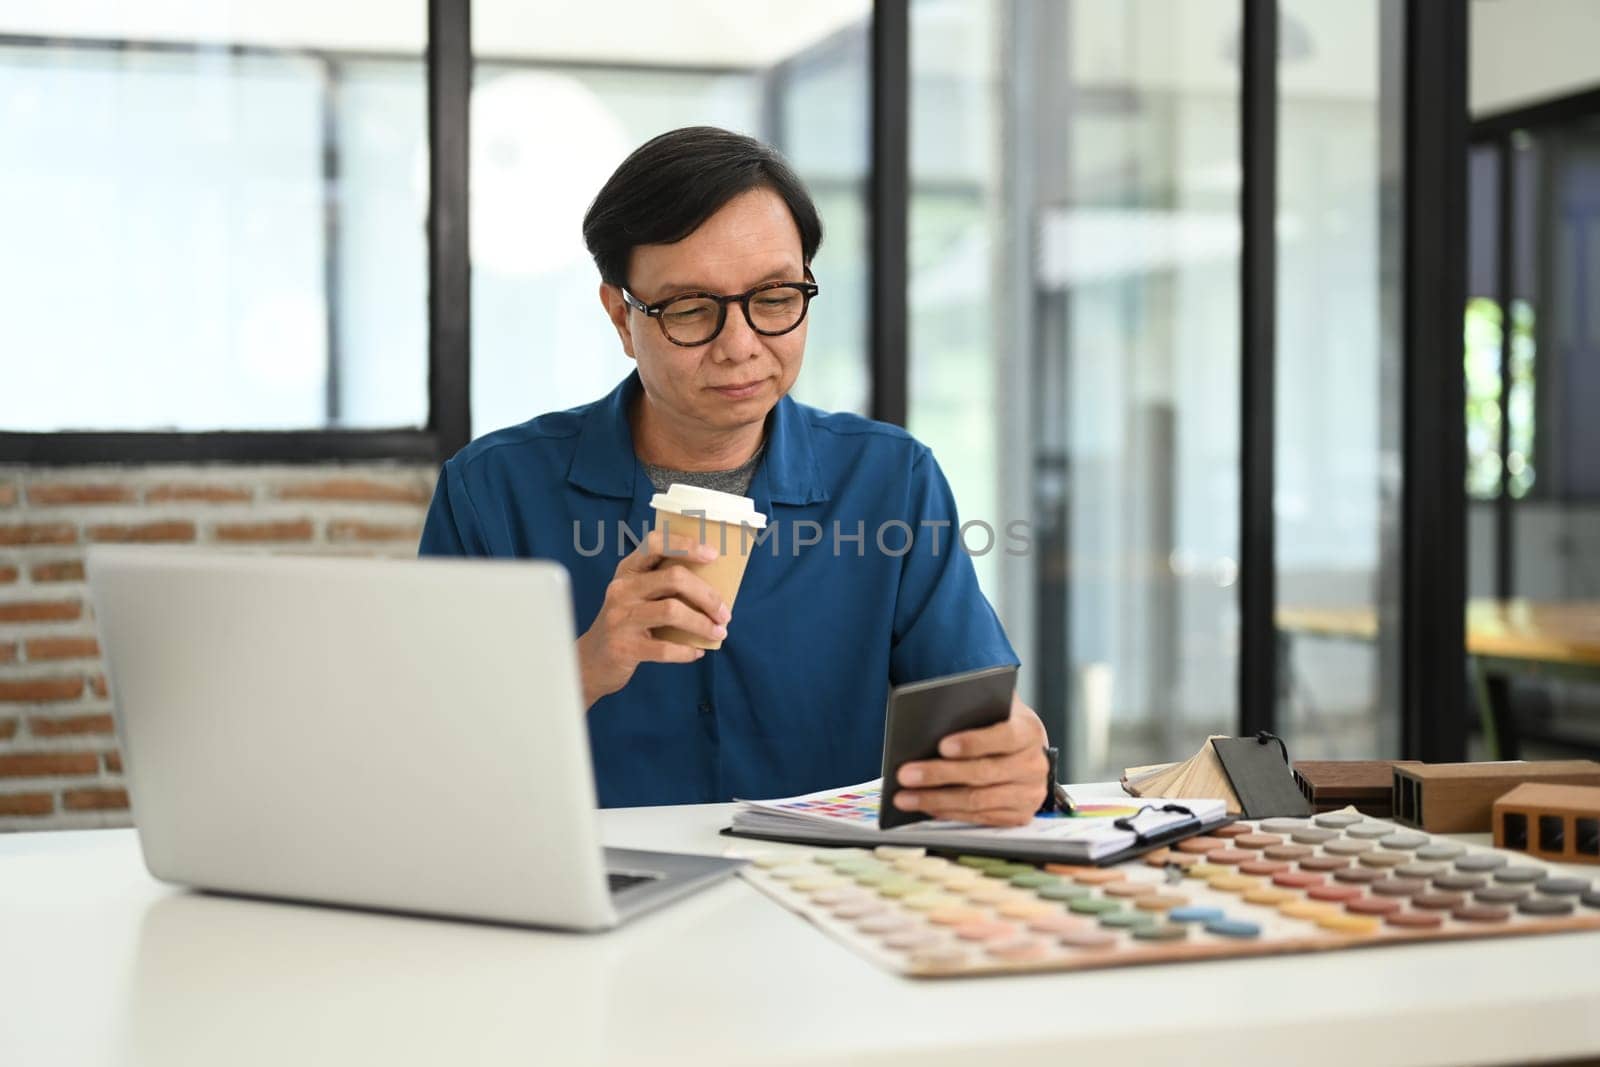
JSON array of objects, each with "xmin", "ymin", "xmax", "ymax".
[{"xmin": 649, "ymin": 483, "xmax": 768, "ymax": 528}]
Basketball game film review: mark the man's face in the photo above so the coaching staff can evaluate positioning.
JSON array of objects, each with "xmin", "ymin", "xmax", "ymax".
[{"xmin": 601, "ymin": 187, "xmax": 808, "ymax": 436}]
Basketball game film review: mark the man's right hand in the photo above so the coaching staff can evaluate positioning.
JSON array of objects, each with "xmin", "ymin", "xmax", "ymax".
[{"xmin": 576, "ymin": 527, "xmax": 732, "ymax": 710}]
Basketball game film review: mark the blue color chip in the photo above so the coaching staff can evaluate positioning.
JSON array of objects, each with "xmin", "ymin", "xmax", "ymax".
[
  {"xmin": 1168, "ymin": 907, "xmax": 1225, "ymax": 924},
  {"xmin": 1204, "ymin": 918, "xmax": 1262, "ymax": 939}
]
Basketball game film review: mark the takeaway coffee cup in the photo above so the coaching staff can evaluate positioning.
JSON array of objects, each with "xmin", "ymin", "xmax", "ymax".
[{"xmin": 649, "ymin": 483, "xmax": 768, "ymax": 650}]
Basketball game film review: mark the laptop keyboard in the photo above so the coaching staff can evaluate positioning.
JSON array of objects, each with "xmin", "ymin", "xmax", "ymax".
[{"xmin": 607, "ymin": 870, "xmax": 660, "ymax": 895}]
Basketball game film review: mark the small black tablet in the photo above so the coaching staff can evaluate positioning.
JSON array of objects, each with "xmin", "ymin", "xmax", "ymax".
[{"xmin": 878, "ymin": 664, "xmax": 1019, "ymax": 829}]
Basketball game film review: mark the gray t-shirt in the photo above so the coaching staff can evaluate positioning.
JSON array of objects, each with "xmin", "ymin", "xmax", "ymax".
[{"xmin": 639, "ymin": 442, "xmax": 765, "ymax": 496}]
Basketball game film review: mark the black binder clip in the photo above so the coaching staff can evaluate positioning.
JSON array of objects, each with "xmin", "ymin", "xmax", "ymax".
[{"xmin": 1113, "ymin": 803, "xmax": 1200, "ymax": 843}]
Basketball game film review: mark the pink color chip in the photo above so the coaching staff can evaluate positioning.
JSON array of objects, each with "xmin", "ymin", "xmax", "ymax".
[{"xmin": 1273, "ymin": 870, "xmax": 1325, "ymax": 889}]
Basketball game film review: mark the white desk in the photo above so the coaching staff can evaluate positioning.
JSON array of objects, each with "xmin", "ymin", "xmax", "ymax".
[{"xmin": 3, "ymin": 805, "xmax": 1600, "ymax": 1067}]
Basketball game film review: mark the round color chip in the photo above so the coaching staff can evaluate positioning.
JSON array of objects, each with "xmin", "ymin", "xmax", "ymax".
[
  {"xmin": 1346, "ymin": 824, "xmax": 1398, "ymax": 840},
  {"xmin": 903, "ymin": 892, "xmax": 964, "ymax": 912},
  {"xmin": 1176, "ymin": 836, "xmax": 1227, "ymax": 854},
  {"xmin": 875, "ymin": 845, "xmax": 927, "ymax": 860},
  {"xmin": 1519, "ymin": 896, "xmax": 1577, "ymax": 916},
  {"xmin": 852, "ymin": 870, "xmax": 893, "ymax": 887},
  {"xmin": 1168, "ymin": 906, "xmax": 1226, "ymax": 923},
  {"xmin": 1347, "ymin": 896, "xmax": 1402, "ymax": 916},
  {"xmin": 1204, "ymin": 918, "xmax": 1262, "ymax": 938},
  {"xmin": 1132, "ymin": 923, "xmax": 1191, "ymax": 942},
  {"xmin": 814, "ymin": 888, "xmax": 870, "ymax": 906},
  {"xmin": 1243, "ymin": 887, "xmax": 1297, "ymax": 906},
  {"xmin": 1454, "ymin": 853, "xmax": 1509, "ymax": 873},
  {"xmin": 1291, "ymin": 827, "xmax": 1339, "ymax": 844},
  {"xmin": 1332, "ymin": 867, "xmax": 1386, "ymax": 885},
  {"xmin": 1240, "ymin": 860, "xmax": 1291, "ymax": 876},
  {"xmin": 1144, "ymin": 849, "xmax": 1175, "ymax": 866},
  {"xmin": 1314, "ymin": 812, "xmax": 1364, "ymax": 828},
  {"xmin": 1207, "ymin": 848, "xmax": 1254, "ymax": 866},
  {"xmin": 1370, "ymin": 877, "xmax": 1428, "ymax": 898},
  {"xmin": 1357, "ymin": 852, "xmax": 1410, "ymax": 869},
  {"xmin": 1234, "ymin": 833, "xmax": 1284, "ymax": 850},
  {"xmin": 1535, "ymin": 877, "xmax": 1592, "ymax": 896},
  {"xmin": 1137, "ymin": 893, "xmax": 1191, "ymax": 911},
  {"xmin": 1027, "ymin": 912, "xmax": 1088, "ymax": 935},
  {"xmin": 1415, "ymin": 843, "xmax": 1466, "ymax": 861},
  {"xmin": 928, "ymin": 907, "xmax": 988, "ymax": 926},
  {"xmin": 856, "ymin": 913, "xmax": 916, "ymax": 935},
  {"xmin": 1412, "ymin": 891, "xmax": 1466, "ymax": 910},
  {"xmin": 1261, "ymin": 817, "xmax": 1310, "ymax": 834},
  {"xmin": 1184, "ymin": 863, "xmax": 1227, "ymax": 881},
  {"xmin": 831, "ymin": 899, "xmax": 888, "ymax": 919},
  {"xmin": 908, "ymin": 947, "xmax": 973, "ymax": 970},
  {"xmin": 750, "ymin": 853, "xmax": 796, "ymax": 868},
  {"xmin": 1324, "ymin": 839, "xmax": 1375, "ymax": 856},
  {"xmin": 877, "ymin": 881, "xmax": 928, "ymax": 899},
  {"xmin": 1432, "ymin": 873, "xmax": 1488, "ymax": 892},
  {"xmin": 1044, "ymin": 863, "xmax": 1095, "ymax": 876},
  {"xmin": 1397, "ymin": 861, "xmax": 1447, "ymax": 879},
  {"xmin": 1474, "ymin": 886, "xmax": 1531, "ymax": 904},
  {"xmin": 1580, "ymin": 889, "xmax": 1600, "ymax": 910},
  {"xmin": 964, "ymin": 883, "xmax": 1022, "ymax": 905},
  {"xmin": 1279, "ymin": 900, "xmax": 1342, "ymax": 921},
  {"xmin": 884, "ymin": 929, "xmax": 943, "ymax": 951},
  {"xmin": 1385, "ymin": 910, "xmax": 1445, "ymax": 929},
  {"xmin": 1068, "ymin": 897, "xmax": 1123, "ymax": 916},
  {"xmin": 1207, "ymin": 875, "xmax": 1262, "ymax": 894},
  {"xmin": 1073, "ymin": 869, "xmax": 1127, "ymax": 886},
  {"xmin": 1100, "ymin": 911, "xmax": 1158, "ymax": 930},
  {"xmin": 1299, "ymin": 855, "xmax": 1350, "ymax": 872},
  {"xmin": 1380, "ymin": 831, "xmax": 1430, "ymax": 850},
  {"xmin": 1009, "ymin": 871, "xmax": 1057, "ymax": 889},
  {"xmin": 930, "ymin": 869, "xmax": 986, "ymax": 889},
  {"xmin": 1211, "ymin": 823, "xmax": 1253, "ymax": 839},
  {"xmin": 1307, "ymin": 884, "xmax": 1364, "ymax": 903},
  {"xmin": 1037, "ymin": 883, "xmax": 1091, "ymax": 902},
  {"xmin": 1318, "ymin": 913, "xmax": 1381, "ymax": 935},
  {"xmin": 998, "ymin": 900, "xmax": 1059, "ymax": 921},
  {"xmin": 1272, "ymin": 870, "xmax": 1325, "ymax": 889},
  {"xmin": 791, "ymin": 875, "xmax": 848, "ymax": 893},
  {"xmin": 954, "ymin": 919, "xmax": 1020, "ymax": 942},
  {"xmin": 1105, "ymin": 881, "xmax": 1158, "ymax": 898},
  {"xmin": 959, "ymin": 855, "xmax": 1006, "ymax": 869},
  {"xmin": 1453, "ymin": 904, "xmax": 1512, "ymax": 923},
  {"xmin": 1264, "ymin": 844, "xmax": 1315, "ymax": 861},
  {"xmin": 985, "ymin": 863, "xmax": 1035, "ymax": 880},
  {"xmin": 986, "ymin": 938, "xmax": 1054, "ymax": 963},
  {"xmin": 1058, "ymin": 929, "xmax": 1118, "ymax": 950},
  {"xmin": 1491, "ymin": 866, "xmax": 1546, "ymax": 885}
]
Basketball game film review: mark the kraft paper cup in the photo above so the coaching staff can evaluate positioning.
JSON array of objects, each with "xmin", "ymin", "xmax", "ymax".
[{"xmin": 649, "ymin": 484, "xmax": 768, "ymax": 650}]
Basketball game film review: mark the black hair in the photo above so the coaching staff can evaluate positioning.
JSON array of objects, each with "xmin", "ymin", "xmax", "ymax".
[{"xmin": 581, "ymin": 126, "xmax": 823, "ymax": 289}]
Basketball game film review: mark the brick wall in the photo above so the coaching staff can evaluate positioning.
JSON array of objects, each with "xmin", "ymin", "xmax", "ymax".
[{"xmin": 0, "ymin": 464, "xmax": 437, "ymax": 832}]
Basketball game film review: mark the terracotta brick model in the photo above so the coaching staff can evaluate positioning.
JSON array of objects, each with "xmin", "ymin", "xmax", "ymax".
[
  {"xmin": 1494, "ymin": 783, "xmax": 1600, "ymax": 865},
  {"xmin": 0, "ymin": 463, "xmax": 436, "ymax": 831}
]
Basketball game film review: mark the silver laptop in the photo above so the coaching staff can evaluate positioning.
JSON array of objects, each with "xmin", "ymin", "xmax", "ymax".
[{"xmin": 87, "ymin": 546, "xmax": 741, "ymax": 931}]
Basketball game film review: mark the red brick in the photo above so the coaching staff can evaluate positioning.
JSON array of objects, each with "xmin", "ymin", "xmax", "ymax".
[
  {"xmin": 0, "ymin": 564, "xmax": 17, "ymax": 584},
  {"xmin": 25, "ymin": 636, "xmax": 100, "ymax": 662},
  {"xmin": 213, "ymin": 519, "xmax": 313, "ymax": 543},
  {"xmin": 26, "ymin": 483, "xmax": 136, "ymax": 506},
  {"xmin": 0, "ymin": 752, "xmax": 99, "ymax": 777},
  {"xmin": 0, "ymin": 643, "xmax": 14, "ymax": 665},
  {"xmin": 29, "ymin": 560, "xmax": 84, "ymax": 583},
  {"xmin": 87, "ymin": 521, "xmax": 196, "ymax": 544},
  {"xmin": 277, "ymin": 478, "xmax": 430, "ymax": 505},
  {"xmin": 327, "ymin": 520, "xmax": 423, "ymax": 543},
  {"xmin": 0, "ymin": 793, "xmax": 53, "ymax": 817},
  {"xmin": 0, "ymin": 677, "xmax": 86, "ymax": 703},
  {"xmin": 27, "ymin": 713, "xmax": 114, "ymax": 737},
  {"xmin": 104, "ymin": 750, "xmax": 123, "ymax": 773},
  {"xmin": 146, "ymin": 484, "xmax": 253, "ymax": 504},
  {"xmin": 0, "ymin": 717, "xmax": 15, "ymax": 740},
  {"xmin": 0, "ymin": 483, "xmax": 16, "ymax": 507},
  {"xmin": 0, "ymin": 600, "xmax": 82, "ymax": 623},
  {"xmin": 89, "ymin": 674, "xmax": 108, "ymax": 699},
  {"xmin": 0, "ymin": 523, "xmax": 77, "ymax": 547},
  {"xmin": 63, "ymin": 786, "xmax": 129, "ymax": 811}
]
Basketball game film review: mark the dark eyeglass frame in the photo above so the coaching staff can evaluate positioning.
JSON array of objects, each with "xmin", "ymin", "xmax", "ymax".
[{"xmin": 619, "ymin": 275, "xmax": 820, "ymax": 348}]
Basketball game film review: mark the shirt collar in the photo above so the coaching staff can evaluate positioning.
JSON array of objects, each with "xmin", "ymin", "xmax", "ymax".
[{"xmin": 566, "ymin": 371, "xmax": 829, "ymax": 506}]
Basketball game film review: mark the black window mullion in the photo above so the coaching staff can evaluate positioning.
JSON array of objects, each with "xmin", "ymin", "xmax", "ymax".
[
  {"xmin": 868, "ymin": 0, "xmax": 909, "ymax": 427},
  {"xmin": 427, "ymin": 0, "xmax": 472, "ymax": 459}
]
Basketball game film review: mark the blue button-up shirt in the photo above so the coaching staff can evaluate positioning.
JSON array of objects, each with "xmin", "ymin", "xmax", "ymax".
[{"xmin": 419, "ymin": 372, "xmax": 1017, "ymax": 807}]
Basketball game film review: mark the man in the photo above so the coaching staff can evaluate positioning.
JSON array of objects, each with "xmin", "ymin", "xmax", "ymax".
[{"xmin": 420, "ymin": 126, "xmax": 1050, "ymax": 825}]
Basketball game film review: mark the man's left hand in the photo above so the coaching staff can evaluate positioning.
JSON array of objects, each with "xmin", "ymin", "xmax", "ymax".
[{"xmin": 892, "ymin": 694, "xmax": 1050, "ymax": 827}]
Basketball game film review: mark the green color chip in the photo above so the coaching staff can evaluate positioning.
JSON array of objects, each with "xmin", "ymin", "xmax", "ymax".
[
  {"xmin": 1009, "ymin": 871, "xmax": 1057, "ymax": 889},
  {"xmin": 1132, "ymin": 923, "xmax": 1190, "ymax": 942},
  {"xmin": 985, "ymin": 863, "xmax": 1035, "ymax": 879},
  {"xmin": 1037, "ymin": 883, "xmax": 1090, "ymax": 902},
  {"xmin": 958, "ymin": 855, "xmax": 1006, "ymax": 869},
  {"xmin": 1068, "ymin": 897, "xmax": 1123, "ymax": 915},
  {"xmin": 1100, "ymin": 911, "xmax": 1157, "ymax": 929}
]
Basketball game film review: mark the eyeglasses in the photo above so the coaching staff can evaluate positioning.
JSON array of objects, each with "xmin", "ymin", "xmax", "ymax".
[{"xmin": 620, "ymin": 276, "xmax": 820, "ymax": 347}]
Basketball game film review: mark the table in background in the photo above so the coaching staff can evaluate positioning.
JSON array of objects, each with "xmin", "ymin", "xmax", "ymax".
[
  {"xmin": 4, "ymin": 797, "xmax": 1600, "ymax": 1067},
  {"xmin": 1275, "ymin": 599, "xmax": 1600, "ymax": 758}
]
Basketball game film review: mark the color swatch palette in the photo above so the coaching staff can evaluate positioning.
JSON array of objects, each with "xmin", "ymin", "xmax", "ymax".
[
  {"xmin": 764, "ymin": 785, "xmax": 1141, "ymax": 826},
  {"xmin": 738, "ymin": 809, "xmax": 1600, "ymax": 978}
]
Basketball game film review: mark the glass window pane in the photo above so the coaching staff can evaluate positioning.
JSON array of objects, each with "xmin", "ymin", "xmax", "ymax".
[
  {"xmin": 0, "ymin": 5, "xmax": 428, "ymax": 432},
  {"xmin": 468, "ymin": 1, "xmax": 870, "ymax": 436}
]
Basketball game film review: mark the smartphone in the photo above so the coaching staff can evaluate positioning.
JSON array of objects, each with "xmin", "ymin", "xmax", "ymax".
[{"xmin": 878, "ymin": 664, "xmax": 1019, "ymax": 829}]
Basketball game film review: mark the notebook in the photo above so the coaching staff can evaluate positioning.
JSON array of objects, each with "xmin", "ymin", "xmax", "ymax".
[{"xmin": 727, "ymin": 780, "xmax": 1230, "ymax": 865}]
